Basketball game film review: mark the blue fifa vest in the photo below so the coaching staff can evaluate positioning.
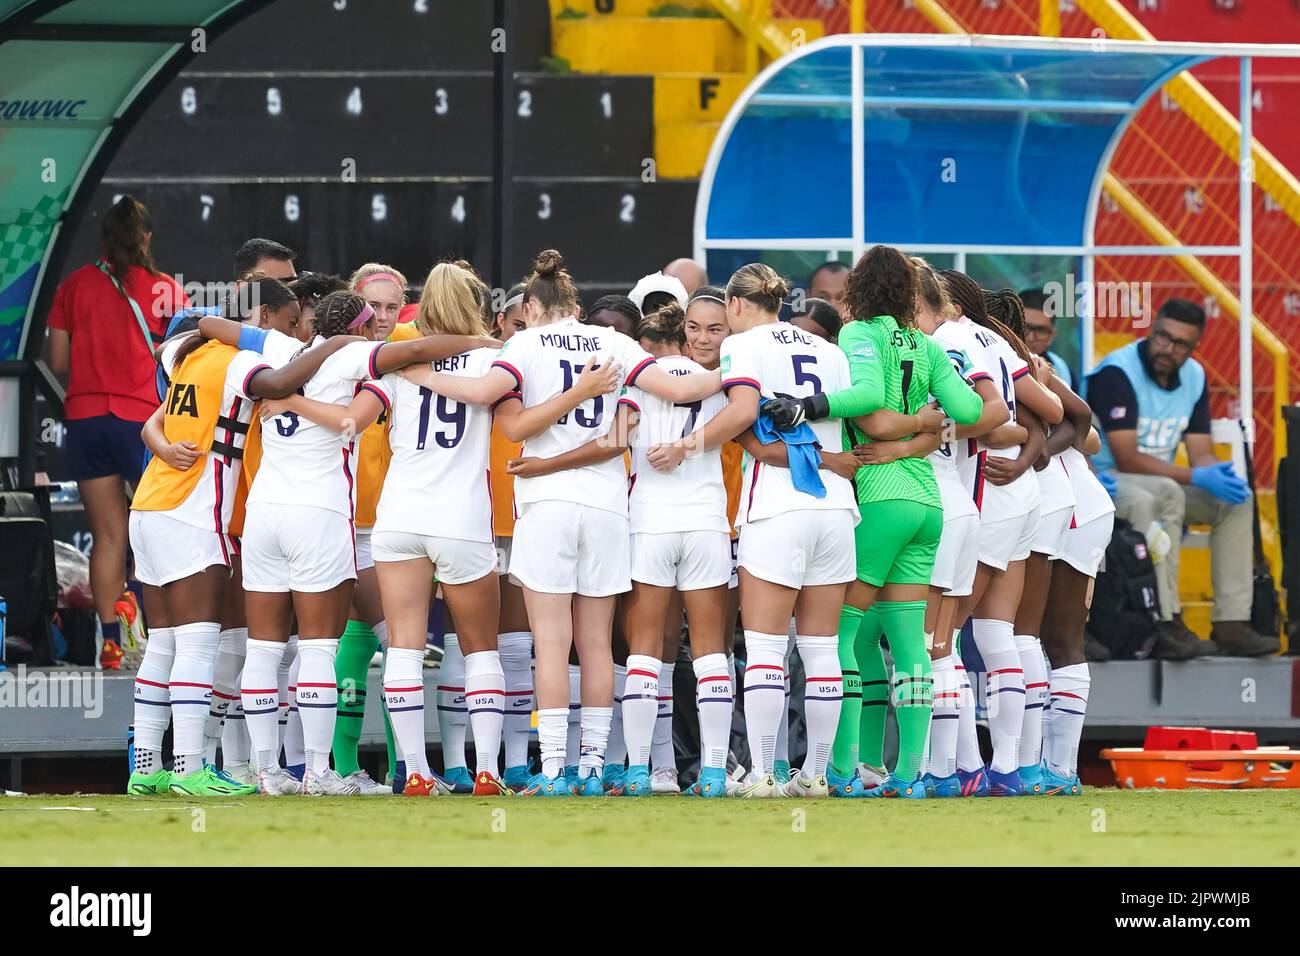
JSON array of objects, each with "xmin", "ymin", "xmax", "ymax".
[{"xmin": 1085, "ymin": 340, "xmax": 1205, "ymax": 473}]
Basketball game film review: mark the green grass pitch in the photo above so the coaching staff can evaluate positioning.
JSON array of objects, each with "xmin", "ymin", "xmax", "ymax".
[{"xmin": 3, "ymin": 789, "xmax": 1297, "ymax": 866}]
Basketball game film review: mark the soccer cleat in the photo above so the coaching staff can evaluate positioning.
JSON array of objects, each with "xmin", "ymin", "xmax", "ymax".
[
  {"xmin": 683, "ymin": 767, "xmax": 729, "ymax": 798},
  {"xmin": 127, "ymin": 769, "xmax": 173, "ymax": 795},
  {"xmin": 857, "ymin": 763, "xmax": 887, "ymax": 789},
  {"xmin": 1040, "ymin": 766, "xmax": 1083, "ymax": 796},
  {"xmin": 956, "ymin": 765, "xmax": 990, "ymax": 797},
  {"xmin": 828, "ymin": 768, "xmax": 870, "ymax": 798},
  {"xmin": 403, "ymin": 772, "xmax": 443, "ymax": 797},
  {"xmin": 564, "ymin": 765, "xmax": 579, "ymax": 790},
  {"xmin": 169, "ymin": 765, "xmax": 257, "ymax": 797},
  {"xmin": 503, "ymin": 765, "xmax": 532, "ymax": 793},
  {"xmin": 650, "ymin": 767, "xmax": 679, "ymax": 794},
  {"xmin": 303, "ymin": 768, "xmax": 361, "ymax": 796},
  {"xmin": 441, "ymin": 766, "xmax": 475, "ymax": 794},
  {"xmin": 99, "ymin": 639, "xmax": 124, "ymax": 671},
  {"xmin": 733, "ymin": 771, "xmax": 779, "ymax": 799},
  {"xmin": 223, "ymin": 763, "xmax": 257, "ymax": 788},
  {"xmin": 574, "ymin": 773, "xmax": 606, "ymax": 797},
  {"xmin": 986, "ymin": 768, "xmax": 1026, "ymax": 797},
  {"xmin": 773, "ymin": 760, "xmax": 792, "ymax": 785},
  {"xmin": 115, "ymin": 590, "xmax": 147, "ymax": 651},
  {"xmin": 602, "ymin": 763, "xmax": 627, "ymax": 795},
  {"xmin": 1018, "ymin": 763, "xmax": 1045, "ymax": 796},
  {"xmin": 258, "ymin": 767, "xmax": 304, "ymax": 796},
  {"xmin": 519, "ymin": 773, "xmax": 571, "ymax": 797},
  {"xmin": 473, "ymin": 770, "xmax": 512, "ymax": 797},
  {"xmin": 724, "ymin": 764, "xmax": 747, "ymax": 796},
  {"xmin": 285, "ymin": 763, "xmax": 306, "ymax": 782},
  {"xmin": 344, "ymin": 769, "xmax": 391, "ymax": 795},
  {"xmin": 621, "ymin": 764, "xmax": 652, "ymax": 797},
  {"xmin": 865, "ymin": 774, "xmax": 927, "ymax": 799},
  {"xmin": 782, "ymin": 771, "xmax": 830, "ymax": 798},
  {"xmin": 922, "ymin": 772, "xmax": 963, "ymax": 798}
]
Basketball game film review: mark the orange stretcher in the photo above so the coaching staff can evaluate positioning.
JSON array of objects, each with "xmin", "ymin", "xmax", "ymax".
[{"xmin": 1101, "ymin": 726, "xmax": 1300, "ymax": 789}]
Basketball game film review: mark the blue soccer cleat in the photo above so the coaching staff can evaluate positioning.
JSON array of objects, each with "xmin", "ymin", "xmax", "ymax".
[
  {"xmin": 621, "ymin": 764, "xmax": 652, "ymax": 797},
  {"xmin": 956, "ymin": 765, "xmax": 990, "ymax": 797},
  {"xmin": 682, "ymin": 767, "xmax": 728, "ymax": 797},
  {"xmin": 519, "ymin": 773, "xmax": 571, "ymax": 797},
  {"xmin": 1018, "ymin": 763, "xmax": 1045, "ymax": 796},
  {"xmin": 442, "ymin": 766, "xmax": 475, "ymax": 794},
  {"xmin": 773, "ymin": 759, "xmax": 793, "ymax": 785},
  {"xmin": 865, "ymin": 773, "xmax": 927, "ymax": 799},
  {"xmin": 923, "ymin": 772, "xmax": 963, "ymax": 798},
  {"xmin": 828, "ymin": 767, "xmax": 871, "ymax": 798},
  {"xmin": 503, "ymin": 765, "xmax": 531, "ymax": 793},
  {"xmin": 285, "ymin": 762, "xmax": 305, "ymax": 782},
  {"xmin": 564, "ymin": 765, "xmax": 579, "ymax": 790},
  {"xmin": 574, "ymin": 773, "xmax": 606, "ymax": 796},
  {"xmin": 1040, "ymin": 765, "xmax": 1083, "ymax": 796},
  {"xmin": 986, "ymin": 768, "xmax": 1026, "ymax": 796},
  {"xmin": 602, "ymin": 763, "xmax": 627, "ymax": 795}
]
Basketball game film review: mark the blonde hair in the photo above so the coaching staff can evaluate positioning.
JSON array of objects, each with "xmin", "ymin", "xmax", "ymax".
[
  {"xmin": 348, "ymin": 262, "xmax": 409, "ymax": 301},
  {"xmin": 910, "ymin": 255, "xmax": 953, "ymax": 319},
  {"xmin": 415, "ymin": 261, "xmax": 491, "ymax": 337},
  {"xmin": 725, "ymin": 262, "xmax": 789, "ymax": 314}
]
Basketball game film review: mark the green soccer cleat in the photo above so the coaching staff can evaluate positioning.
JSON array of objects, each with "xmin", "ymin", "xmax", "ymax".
[
  {"xmin": 128, "ymin": 769, "xmax": 174, "ymax": 795},
  {"xmin": 169, "ymin": 765, "xmax": 258, "ymax": 797}
]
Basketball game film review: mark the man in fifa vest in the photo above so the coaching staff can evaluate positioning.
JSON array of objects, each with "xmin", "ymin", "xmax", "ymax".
[{"xmin": 1085, "ymin": 299, "xmax": 1278, "ymax": 658}]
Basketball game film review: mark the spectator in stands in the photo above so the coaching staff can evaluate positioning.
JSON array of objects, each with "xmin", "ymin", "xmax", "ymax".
[
  {"xmin": 790, "ymin": 296, "xmax": 842, "ymax": 344},
  {"xmin": 1084, "ymin": 299, "xmax": 1279, "ymax": 658},
  {"xmin": 233, "ymin": 237, "xmax": 297, "ymax": 281},
  {"xmin": 1020, "ymin": 287, "xmax": 1073, "ymax": 388},
  {"xmin": 44, "ymin": 196, "xmax": 189, "ymax": 668},
  {"xmin": 663, "ymin": 258, "xmax": 708, "ymax": 297},
  {"xmin": 628, "ymin": 272, "xmax": 688, "ymax": 318},
  {"xmin": 585, "ymin": 294, "xmax": 640, "ymax": 338},
  {"xmin": 808, "ymin": 260, "xmax": 849, "ymax": 319}
]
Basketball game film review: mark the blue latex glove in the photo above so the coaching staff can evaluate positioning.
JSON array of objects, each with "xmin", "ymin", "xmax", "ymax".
[
  {"xmin": 1096, "ymin": 468, "xmax": 1118, "ymax": 499},
  {"xmin": 1191, "ymin": 461, "xmax": 1250, "ymax": 505}
]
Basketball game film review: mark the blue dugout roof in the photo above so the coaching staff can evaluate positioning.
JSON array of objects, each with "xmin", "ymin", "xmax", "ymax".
[{"xmin": 694, "ymin": 34, "xmax": 1300, "ymax": 262}]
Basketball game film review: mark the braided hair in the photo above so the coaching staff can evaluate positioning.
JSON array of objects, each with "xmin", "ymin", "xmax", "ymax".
[{"xmin": 938, "ymin": 270, "xmax": 1033, "ymax": 364}]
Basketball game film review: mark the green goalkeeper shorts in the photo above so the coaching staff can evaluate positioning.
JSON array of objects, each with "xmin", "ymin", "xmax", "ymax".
[{"xmin": 854, "ymin": 499, "xmax": 944, "ymax": 587}]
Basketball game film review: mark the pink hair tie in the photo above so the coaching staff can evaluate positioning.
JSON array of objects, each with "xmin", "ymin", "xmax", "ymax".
[
  {"xmin": 355, "ymin": 272, "xmax": 401, "ymax": 292},
  {"xmin": 347, "ymin": 302, "xmax": 375, "ymax": 330}
]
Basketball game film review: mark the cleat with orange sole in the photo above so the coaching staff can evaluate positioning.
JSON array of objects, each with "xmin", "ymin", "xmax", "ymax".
[
  {"xmin": 403, "ymin": 772, "xmax": 443, "ymax": 796},
  {"xmin": 473, "ymin": 771, "xmax": 512, "ymax": 797}
]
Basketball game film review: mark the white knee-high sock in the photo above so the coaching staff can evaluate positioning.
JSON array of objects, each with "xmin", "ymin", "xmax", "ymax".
[
  {"xmin": 693, "ymin": 652, "xmax": 732, "ymax": 771},
  {"xmin": 241, "ymin": 639, "xmax": 287, "ymax": 773},
  {"xmin": 204, "ymin": 626, "xmax": 246, "ymax": 765},
  {"xmin": 606, "ymin": 663, "xmax": 628, "ymax": 767},
  {"xmin": 296, "ymin": 638, "xmax": 340, "ymax": 775},
  {"xmin": 650, "ymin": 660, "xmax": 676, "ymax": 772},
  {"xmin": 170, "ymin": 621, "xmax": 221, "ymax": 775},
  {"xmin": 498, "ymin": 631, "xmax": 533, "ymax": 771},
  {"xmin": 566, "ymin": 663, "xmax": 582, "ymax": 769},
  {"xmin": 372, "ymin": 620, "xmax": 388, "ymax": 650},
  {"xmin": 955, "ymin": 657, "xmax": 983, "ymax": 773},
  {"xmin": 579, "ymin": 706, "xmax": 612, "ymax": 776},
  {"xmin": 971, "ymin": 618, "xmax": 1024, "ymax": 774},
  {"xmin": 437, "ymin": 633, "xmax": 468, "ymax": 773},
  {"xmin": 1015, "ymin": 635, "xmax": 1049, "ymax": 771},
  {"xmin": 776, "ymin": 632, "xmax": 795, "ymax": 765},
  {"xmin": 928, "ymin": 650, "xmax": 960, "ymax": 778},
  {"xmin": 1046, "ymin": 664, "xmax": 1090, "ymax": 777},
  {"xmin": 538, "ymin": 707, "xmax": 568, "ymax": 779},
  {"xmin": 796, "ymin": 634, "xmax": 841, "ymax": 778},
  {"xmin": 384, "ymin": 647, "xmax": 430, "ymax": 778},
  {"xmin": 743, "ymin": 632, "xmax": 788, "ymax": 776},
  {"xmin": 277, "ymin": 635, "xmax": 297, "ymax": 751},
  {"xmin": 132, "ymin": 626, "xmax": 174, "ymax": 774},
  {"xmin": 284, "ymin": 648, "xmax": 304, "ymax": 769},
  {"xmin": 622, "ymin": 654, "xmax": 659, "ymax": 768},
  {"xmin": 222, "ymin": 697, "xmax": 250, "ymax": 771},
  {"xmin": 464, "ymin": 649, "xmax": 505, "ymax": 777}
]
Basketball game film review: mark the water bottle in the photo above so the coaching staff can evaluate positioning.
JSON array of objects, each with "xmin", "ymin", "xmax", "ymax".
[
  {"xmin": 127, "ymin": 724, "xmax": 135, "ymax": 775},
  {"xmin": 0, "ymin": 595, "xmax": 7, "ymax": 673}
]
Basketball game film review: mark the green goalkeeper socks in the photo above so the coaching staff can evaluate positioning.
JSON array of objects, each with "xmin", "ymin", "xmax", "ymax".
[
  {"xmin": 332, "ymin": 619, "xmax": 379, "ymax": 778},
  {"xmin": 855, "ymin": 606, "xmax": 888, "ymax": 769},
  {"xmin": 877, "ymin": 601, "xmax": 933, "ymax": 781},
  {"xmin": 830, "ymin": 605, "xmax": 864, "ymax": 777}
]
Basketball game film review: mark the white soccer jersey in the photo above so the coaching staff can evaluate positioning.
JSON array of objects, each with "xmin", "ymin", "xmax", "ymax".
[
  {"xmin": 491, "ymin": 316, "xmax": 658, "ymax": 516},
  {"xmin": 622, "ymin": 353, "xmax": 728, "ymax": 535},
  {"xmin": 375, "ymin": 347, "xmax": 496, "ymax": 542},
  {"xmin": 928, "ymin": 319, "xmax": 996, "ymax": 485},
  {"xmin": 720, "ymin": 322, "xmax": 859, "ymax": 525},
  {"xmin": 1037, "ymin": 453, "xmax": 1077, "ymax": 516},
  {"xmin": 247, "ymin": 338, "xmax": 392, "ymax": 519},
  {"xmin": 149, "ymin": 337, "xmax": 271, "ymax": 534},
  {"xmin": 1059, "ymin": 445, "xmax": 1116, "ymax": 527}
]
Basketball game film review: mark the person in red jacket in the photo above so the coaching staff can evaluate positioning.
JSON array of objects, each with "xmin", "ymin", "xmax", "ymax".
[{"xmin": 45, "ymin": 196, "xmax": 189, "ymax": 667}]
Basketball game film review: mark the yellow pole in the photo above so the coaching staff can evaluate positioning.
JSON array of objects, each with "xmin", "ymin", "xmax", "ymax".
[
  {"xmin": 851, "ymin": 0, "xmax": 865, "ymax": 34},
  {"xmin": 912, "ymin": 0, "xmax": 964, "ymax": 34},
  {"xmin": 1040, "ymin": 0, "xmax": 1060, "ymax": 37}
]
